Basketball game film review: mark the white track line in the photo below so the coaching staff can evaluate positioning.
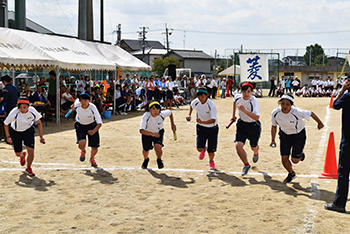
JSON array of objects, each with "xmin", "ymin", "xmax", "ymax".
[
  {"xmin": 303, "ymin": 107, "xmax": 331, "ymax": 233},
  {"xmin": 0, "ymin": 160, "xmax": 78, "ymax": 166},
  {"xmin": 0, "ymin": 165, "xmax": 323, "ymax": 178}
]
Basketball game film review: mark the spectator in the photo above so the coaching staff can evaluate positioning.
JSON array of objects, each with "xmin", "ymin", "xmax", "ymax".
[
  {"xmin": 1, "ymin": 75, "xmax": 18, "ymax": 116},
  {"xmin": 220, "ymin": 78, "xmax": 227, "ymax": 98},
  {"xmin": 61, "ymin": 87, "xmax": 75, "ymax": 112},
  {"xmin": 268, "ymin": 76, "xmax": 277, "ymax": 97},
  {"xmin": 47, "ymin": 70, "xmax": 57, "ymax": 109},
  {"xmin": 32, "ymin": 86, "xmax": 48, "ymax": 104}
]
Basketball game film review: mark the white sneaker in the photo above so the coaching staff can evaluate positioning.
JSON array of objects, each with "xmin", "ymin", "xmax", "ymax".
[{"xmin": 121, "ymin": 112, "xmax": 127, "ymax": 115}]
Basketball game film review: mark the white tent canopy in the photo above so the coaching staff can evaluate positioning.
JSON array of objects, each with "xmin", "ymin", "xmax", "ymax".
[
  {"xmin": 0, "ymin": 27, "xmax": 56, "ymax": 68},
  {"xmin": 82, "ymin": 41, "xmax": 151, "ymax": 71},
  {"xmin": 218, "ymin": 64, "xmax": 240, "ymax": 76}
]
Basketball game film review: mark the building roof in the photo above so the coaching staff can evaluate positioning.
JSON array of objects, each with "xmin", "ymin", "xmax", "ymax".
[
  {"xmin": 168, "ymin": 49, "xmax": 212, "ymax": 59},
  {"xmin": 283, "ymin": 56, "xmax": 305, "ymax": 62},
  {"xmin": 132, "ymin": 48, "xmax": 168, "ymax": 56},
  {"xmin": 121, "ymin": 39, "xmax": 165, "ymax": 51},
  {"xmin": 8, "ymin": 11, "xmax": 54, "ymax": 34}
]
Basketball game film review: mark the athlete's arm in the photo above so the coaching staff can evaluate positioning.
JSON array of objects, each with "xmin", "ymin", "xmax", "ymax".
[
  {"xmin": 36, "ymin": 119, "xmax": 46, "ymax": 144},
  {"xmin": 3, "ymin": 124, "xmax": 11, "ymax": 144},
  {"xmin": 311, "ymin": 112, "xmax": 324, "ymax": 130},
  {"xmin": 139, "ymin": 129, "xmax": 160, "ymax": 138},
  {"xmin": 238, "ymin": 104, "xmax": 260, "ymax": 121},
  {"xmin": 88, "ymin": 123, "xmax": 102, "ymax": 136},
  {"xmin": 231, "ymin": 100, "xmax": 237, "ymax": 122},
  {"xmin": 187, "ymin": 106, "xmax": 193, "ymax": 121},
  {"xmin": 169, "ymin": 113, "xmax": 176, "ymax": 131},
  {"xmin": 270, "ymin": 125, "xmax": 277, "ymax": 146}
]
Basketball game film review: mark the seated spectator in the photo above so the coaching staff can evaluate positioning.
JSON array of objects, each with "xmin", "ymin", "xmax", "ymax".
[
  {"xmin": 23, "ymin": 86, "xmax": 35, "ymax": 103},
  {"xmin": 276, "ymin": 84, "xmax": 284, "ymax": 98},
  {"xmin": 91, "ymin": 86, "xmax": 104, "ymax": 113},
  {"xmin": 61, "ymin": 87, "xmax": 75, "ymax": 111},
  {"xmin": 174, "ymin": 91, "xmax": 184, "ymax": 106},
  {"xmin": 32, "ymin": 86, "xmax": 48, "ymax": 104},
  {"xmin": 254, "ymin": 87, "xmax": 263, "ymax": 98}
]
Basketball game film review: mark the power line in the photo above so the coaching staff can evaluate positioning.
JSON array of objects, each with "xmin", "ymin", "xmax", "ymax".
[{"xmin": 172, "ymin": 28, "xmax": 350, "ymax": 36}]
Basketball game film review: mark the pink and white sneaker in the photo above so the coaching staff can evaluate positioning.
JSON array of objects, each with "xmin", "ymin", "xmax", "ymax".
[
  {"xmin": 209, "ymin": 161, "xmax": 216, "ymax": 170},
  {"xmin": 199, "ymin": 147, "xmax": 207, "ymax": 160}
]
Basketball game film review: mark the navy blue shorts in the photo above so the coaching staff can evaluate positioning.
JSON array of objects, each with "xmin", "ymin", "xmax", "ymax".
[
  {"xmin": 75, "ymin": 122, "xmax": 100, "ymax": 148},
  {"xmin": 10, "ymin": 126, "xmax": 35, "ymax": 153},
  {"xmin": 235, "ymin": 119, "xmax": 261, "ymax": 147},
  {"xmin": 142, "ymin": 129, "xmax": 164, "ymax": 151},
  {"xmin": 279, "ymin": 129, "xmax": 306, "ymax": 158},
  {"xmin": 196, "ymin": 124, "xmax": 219, "ymax": 153}
]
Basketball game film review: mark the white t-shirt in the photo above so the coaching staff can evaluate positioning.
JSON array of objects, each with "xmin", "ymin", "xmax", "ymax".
[
  {"xmin": 61, "ymin": 92, "xmax": 73, "ymax": 104},
  {"xmin": 292, "ymin": 80, "xmax": 299, "ymax": 86},
  {"xmin": 75, "ymin": 102, "xmax": 102, "ymax": 125},
  {"xmin": 271, "ymin": 106, "xmax": 312, "ymax": 135},
  {"xmin": 311, "ymin": 79, "xmax": 318, "ymax": 86},
  {"xmin": 166, "ymin": 81, "xmax": 175, "ymax": 91},
  {"xmin": 139, "ymin": 110, "xmax": 172, "ymax": 133},
  {"xmin": 75, "ymin": 80, "xmax": 86, "ymax": 92},
  {"xmin": 317, "ymin": 80, "xmax": 324, "ymax": 87},
  {"xmin": 190, "ymin": 98, "xmax": 218, "ymax": 127},
  {"xmin": 4, "ymin": 106, "xmax": 42, "ymax": 132},
  {"xmin": 234, "ymin": 94, "xmax": 260, "ymax": 123}
]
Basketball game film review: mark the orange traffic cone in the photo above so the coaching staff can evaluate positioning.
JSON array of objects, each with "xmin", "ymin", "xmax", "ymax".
[
  {"xmin": 319, "ymin": 132, "xmax": 338, "ymax": 179},
  {"xmin": 329, "ymin": 95, "xmax": 334, "ymax": 108}
]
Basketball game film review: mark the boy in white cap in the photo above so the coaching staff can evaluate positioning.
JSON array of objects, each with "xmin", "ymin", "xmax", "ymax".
[{"xmin": 270, "ymin": 93, "xmax": 324, "ymax": 183}]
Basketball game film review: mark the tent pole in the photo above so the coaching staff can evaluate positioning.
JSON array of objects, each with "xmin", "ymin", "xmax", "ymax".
[
  {"xmin": 113, "ymin": 70, "xmax": 116, "ymax": 114},
  {"xmin": 56, "ymin": 68, "xmax": 61, "ymax": 126},
  {"xmin": 12, "ymin": 67, "xmax": 15, "ymax": 79}
]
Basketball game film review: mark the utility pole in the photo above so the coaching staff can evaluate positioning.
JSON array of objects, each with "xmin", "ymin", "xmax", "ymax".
[
  {"xmin": 116, "ymin": 24, "xmax": 121, "ymax": 45},
  {"xmin": 138, "ymin": 26, "xmax": 148, "ymax": 61},
  {"xmin": 214, "ymin": 49, "xmax": 217, "ymax": 75},
  {"xmin": 100, "ymin": 0, "xmax": 104, "ymax": 42},
  {"xmin": 163, "ymin": 23, "xmax": 172, "ymax": 52}
]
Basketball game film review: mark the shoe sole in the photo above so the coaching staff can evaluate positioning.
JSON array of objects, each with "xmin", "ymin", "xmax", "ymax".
[
  {"xmin": 241, "ymin": 167, "xmax": 251, "ymax": 176},
  {"xmin": 25, "ymin": 170, "xmax": 35, "ymax": 177},
  {"xmin": 80, "ymin": 157, "xmax": 85, "ymax": 162},
  {"xmin": 283, "ymin": 175, "xmax": 296, "ymax": 184},
  {"xmin": 252, "ymin": 156, "xmax": 259, "ymax": 163}
]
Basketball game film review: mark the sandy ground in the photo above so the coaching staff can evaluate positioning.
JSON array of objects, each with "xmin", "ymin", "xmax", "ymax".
[{"xmin": 1, "ymin": 96, "xmax": 350, "ymax": 233}]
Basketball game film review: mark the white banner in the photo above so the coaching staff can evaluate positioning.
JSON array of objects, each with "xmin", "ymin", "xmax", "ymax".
[{"xmin": 239, "ymin": 54, "xmax": 269, "ymax": 82}]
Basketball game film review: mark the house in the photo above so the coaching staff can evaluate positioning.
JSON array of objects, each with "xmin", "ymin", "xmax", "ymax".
[
  {"xmin": 132, "ymin": 48, "xmax": 168, "ymax": 67},
  {"xmin": 165, "ymin": 49, "xmax": 213, "ymax": 75},
  {"xmin": 120, "ymin": 39, "xmax": 165, "ymax": 53},
  {"xmin": 282, "ymin": 56, "xmax": 306, "ymax": 66}
]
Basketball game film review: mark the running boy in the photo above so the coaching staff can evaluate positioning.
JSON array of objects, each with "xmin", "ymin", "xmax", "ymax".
[
  {"xmin": 73, "ymin": 92, "xmax": 102, "ymax": 168},
  {"xmin": 187, "ymin": 88, "xmax": 219, "ymax": 170},
  {"xmin": 270, "ymin": 93, "xmax": 324, "ymax": 183},
  {"xmin": 231, "ymin": 82, "xmax": 260, "ymax": 176},
  {"xmin": 4, "ymin": 98, "xmax": 45, "ymax": 176},
  {"xmin": 139, "ymin": 101, "xmax": 176, "ymax": 169}
]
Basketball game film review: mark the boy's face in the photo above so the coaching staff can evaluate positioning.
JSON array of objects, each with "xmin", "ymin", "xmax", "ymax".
[
  {"xmin": 198, "ymin": 93, "xmax": 208, "ymax": 104},
  {"xmin": 280, "ymin": 99, "xmax": 292, "ymax": 113},
  {"xmin": 19, "ymin": 104, "xmax": 29, "ymax": 113},
  {"xmin": 150, "ymin": 106, "xmax": 160, "ymax": 117},
  {"xmin": 80, "ymin": 99, "xmax": 90, "ymax": 107},
  {"xmin": 242, "ymin": 87, "xmax": 253, "ymax": 99}
]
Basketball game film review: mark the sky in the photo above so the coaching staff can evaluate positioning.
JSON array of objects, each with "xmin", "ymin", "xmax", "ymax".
[{"xmin": 7, "ymin": 0, "xmax": 350, "ymax": 58}]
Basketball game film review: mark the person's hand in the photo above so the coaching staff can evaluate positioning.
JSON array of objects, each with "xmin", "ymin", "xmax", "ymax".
[
  {"xmin": 237, "ymin": 104, "xmax": 246, "ymax": 112},
  {"xmin": 318, "ymin": 122, "xmax": 324, "ymax": 130},
  {"xmin": 341, "ymin": 80, "xmax": 350, "ymax": 92},
  {"xmin": 270, "ymin": 140, "xmax": 276, "ymax": 148},
  {"xmin": 6, "ymin": 137, "xmax": 12, "ymax": 144},
  {"xmin": 186, "ymin": 116, "xmax": 191, "ymax": 122},
  {"xmin": 88, "ymin": 130, "xmax": 96, "ymax": 136},
  {"xmin": 153, "ymin": 132, "xmax": 160, "ymax": 138},
  {"xmin": 196, "ymin": 118, "xmax": 202, "ymax": 124},
  {"xmin": 40, "ymin": 137, "xmax": 46, "ymax": 144},
  {"xmin": 231, "ymin": 116, "xmax": 237, "ymax": 122},
  {"xmin": 171, "ymin": 124, "xmax": 177, "ymax": 131}
]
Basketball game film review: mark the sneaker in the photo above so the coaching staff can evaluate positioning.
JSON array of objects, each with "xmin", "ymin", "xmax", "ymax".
[
  {"xmin": 241, "ymin": 165, "xmax": 251, "ymax": 176},
  {"xmin": 157, "ymin": 158, "xmax": 164, "ymax": 169},
  {"xmin": 80, "ymin": 151, "xmax": 86, "ymax": 162},
  {"xmin": 209, "ymin": 161, "xmax": 216, "ymax": 170},
  {"xmin": 324, "ymin": 203, "xmax": 346, "ymax": 213},
  {"xmin": 283, "ymin": 171, "xmax": 296, "ymax": 184},
  {"xmin": 199, "ymin": 147, "xmax": 207, "ymax": 160},
  {"xmin": 19, "ymin": 152, "xmax": 26, "ymax": 166},
  {"xmin": 121, "ymin": 112, "xmax": 127, "ymax": 115},
  {"xmin": 252, "ymin": 154, "xmax": 259, "ymax": 163},
  {"xmin": 141, "ymin": 158, "xmax": 149, "ymax": 169},
  {"xmin": 25, "ymin": 167, "xmax": 35, "ymax": 177},
  {"xmin": 90, "ymin": 158, "xmax": 98, "ymax": 168}
]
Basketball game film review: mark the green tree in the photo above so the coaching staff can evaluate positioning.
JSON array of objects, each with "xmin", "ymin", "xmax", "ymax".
[
  {"xmin": 304, "ymin": 44, "xmax": 327, "ymax": 66},
  {"xmin": 152, "ymin": 56, "xmax": 180, "ymax": 76}
]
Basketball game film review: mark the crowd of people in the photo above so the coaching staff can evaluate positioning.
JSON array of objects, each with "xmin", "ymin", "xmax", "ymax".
[{"xmin": 269, "ymin": 75, "xmax": 346, "ymax": 98}]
